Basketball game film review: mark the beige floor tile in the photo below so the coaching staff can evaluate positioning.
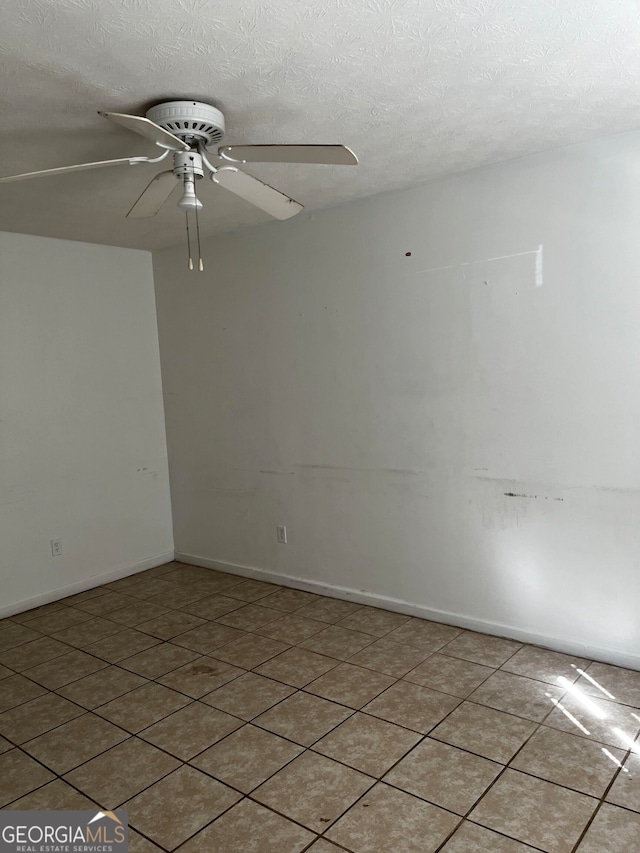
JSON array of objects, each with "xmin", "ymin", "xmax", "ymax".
[
  {"xmin": 192, "ymin": 723, "xmax": 302, "ymax": 791},
  {"xmin": 22, "ymin": 711, "xmax": 128, "ymax": 773},
  {"xmin": 253, "ymin": 751, "xmax": 373, "ymax": 832},
  {"xmin": 149, "ymin": 585, "xmax": 211, "ymax": 608},
  {"xmin": 469, "ymin": 670, "xmax": 564, "ymax": 721},
  {"xmin": 128, "ymin": 830, "xmax": 166, "ymax": 852},
  {"xmin": 182, "ymin": 581, "xmax": 243, "ymax": 602},
  {"xmin": 260, "ymin": 588, "xmax": 319, "ymax": 612},
  {"xmin": 470, "ymin": 768, "xmax": 597, "ymax": 853},
  {"xmin": 364, "ymin": 680, "xmax": 460, "ymax": 733},
  {"xmin": 136, "ymin": 611, "xmax": 207, "ymax": 640},
  {"xmin": 313, "ymin": 712, "xmax": 422, "ymax": 776},
  {"xmin": 501, "ymin": 645, "xmax": 590, "ymax": 685},
  {"xmin": 225, "ymin": 578, "xmax": 281, "ymax": 601},
  {"xmin": 52, "ymin": 616, "xmax": 123, "ymax": 649},
  {"xmin": 136, "ymin": 563, "xmax": 180, "ymax": 578},
  {"xmin": 440, "ymin": 820, "xmax": 537, "ymax": 852},
  {"xmin": 300, "ymin": 625, "xmax": 375, "ymax": 661},
  {"xmin": 119, "ymin": 643, "xmax": 200, "ymax": 678},
  {"xmin": 255, "ymin": 647, "xmax": 338, "ymax": 687},
  {"xmin": 404, "ymin": 653, "xmax": 495, "ymax": 698},
  {"xmin": 74, "ymin": 591, "xmax": 138, "ymax": 616},
  {"xmin": 61, "ymin": 588, "xmax": 107, "ymax": 605},
  {"xmin": 216, "ymin": 604, "xmax": 282, "ymax": 631},
  {"xmin": 9, "ymin": 601, "xmax": 67, "ymax": 624},
  {"xmin": 26, "ymin": 607, "xmax": 94, "ymax": 635},
  {"xmin": 348, "ymin": 637, "xmax": 428, "ymax": 677},
  {"xmin": 606, "ymin": 750, "xmax": 640, "ymax": 812},
  {"xmin": 93, "ymin": 682, "xmax": 191, "ymax": 732},
  {"xmin": 441, "ymin": 631, "xmax": 522, "ymax": 668},
  {"xmin": 430, "ymin": 701, "xmax": 537, "ymax": 763},
  {"xmin": 10, "ymin": 778, "xmax": 97, "ymax": 810},
  {"xmin": 326, "ymin": 781, "xmax": 460, "ymax": 853},
  {"xmin": 63, "ymin": 737, "xmax": 180, "ymax": 808},
  {"xmin": 296, "ymin": 597, "xmax": 363, "ymax": 624},
  {"xmin": 257, "ymin": 614, "xmax": 325, "ymax": 644},
  {"xmin": 0, "ymin": 748, "xmax": 56, "ymax": 806},
  {"xmin": 0, "ymin": 673, "xmax": 48, "ymax": 712},
  {"xmin": 84, "ymin": 628, "xmax": 160, "ymax": 663},
  {"xmin": 210, "ymin": 634, "xmax": 289, "ymax": 669},
  {"xmin": 155, "ymin": 569, "xmax": 202, "ymax": 583},
  {"xmin": 170, "ymin": 621, "xmax": 244, "ymax": 653},
  {"xmin": 386, "ymin": 618, "xmax": 463, "ymax": 651},
  {"xmin": 543, "ymin": 691, "xmax": 640, "ymax": 748},
  {"xmin": 23, "ymin": 649, "xmax": 108, "ymax": 689},
  {"xmin": 576, "ymin": 802, "xmax": 640, "ymax": 852},
  {"xmin": 56, "ymin": 665, "xmax": 147, "ymax": 709},
  {"xmin": 576, "ymin": 661, "xmax": 640, "ymax": 707},
  {"xmin": 0, "ymin": 693, "xmax": 84, "ymax": 743},
  {"xmin": 306, "ymin": 663, "xmax": 395, "ymax": 709},
  {"xmin": 140, "ymin": 701, "xmax": 242, "ymax": 759},
  {"xmin": 202, "ymin": 672, "xmax": 295, "ymax": 720},
  {"xmin": 0, "ymin": 636, "xmax": 69, "ymax": 671},
  {"xmin": 104, "ymin": 574, "xmax": 155, "ymax": 592},
  {"xmin": 178, "ymin": 798, "xmax": 315, "ymax": 853},
  {"xmin": 254, "ymin": 690, "xmax": 353, "ymax": 746},
  {"xmin": 201, "ymin": 570, "xmax": 246, "ymax": 588},
  {"xmin": 184, "ymin": 579, "xmax": 249, "ymax": 598},
  {"xmin": 119, "ymin": 578, "xmax": 178, "ymax": 600},
  {"xmin": 511, "ymin": 725, "xmax": 624, "ymax": 796},
  {"xmin": 0, "ymin": 622, "xmax": 42, "ymax": 652},
  {"xmin": 338, "ymin": 606, "xmax": 410, "ymax": 637},
  {"xmin": 162, "ymin": 567, "xmax": 236, "ymax": 587},
  {"xmin": 385, "ymin": 738, "xmax": 501, "ymax": 814},
  {"xmin": 158, "ymin": 658, "xmax": 244, "ymax": 698},
  {"xmin": 15, "ymin": 568, "xmax": 625, "ymax": 853},
  {"xmin": 179, "ymin": 594, "xmax": 244, "ymax": 620},
  {"xmin": 108, "ymin": 601, "xmax": 171, "ymax": 627},
  {"xmin": 125, "ymin": 765, "xmax": 241, "ymax": 851},
  {"xmin": 104, "ymin": 572, "xmax": 160, "ymax": 593},
  {"xmin": 0, "ymin": 735, "xmax": 12, "ymax": 753}
]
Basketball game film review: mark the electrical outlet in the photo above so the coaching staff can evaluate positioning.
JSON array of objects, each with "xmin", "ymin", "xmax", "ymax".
[
  {"xmin": 276, "ymin": 525, "xmax": 287, "ymax": 544},
  {"xmin": 51, "ymin": 539, "xmax": 63, "ymax": 557}
]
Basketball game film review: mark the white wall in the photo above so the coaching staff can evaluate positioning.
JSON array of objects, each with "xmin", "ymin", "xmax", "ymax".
[
  {"xmin": 153, "ymin": 130, "xmax": 640, "ymax": 667},
  {"xmin": 1, "ymin": 232, "xmax": 173, "ymax": 613}
]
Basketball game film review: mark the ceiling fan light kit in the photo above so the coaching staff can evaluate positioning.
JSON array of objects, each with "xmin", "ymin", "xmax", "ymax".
[{"xmin": 0, "ymin": 99, "xmax": 358, "ymax": 271}]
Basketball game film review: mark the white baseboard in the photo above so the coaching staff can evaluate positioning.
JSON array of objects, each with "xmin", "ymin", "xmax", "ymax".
[
  {"xmin": 1, "ymin": 551, "xmax": 175, "ymax": 619},
  {"xmin": 176, "ymin": 551, "xmax": 640, "ymax": 672}
]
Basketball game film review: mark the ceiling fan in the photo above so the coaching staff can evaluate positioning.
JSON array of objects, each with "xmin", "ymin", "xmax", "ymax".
[{"xmin": 0, "ymin": 100, "xmax": 358, "ymax": 268}]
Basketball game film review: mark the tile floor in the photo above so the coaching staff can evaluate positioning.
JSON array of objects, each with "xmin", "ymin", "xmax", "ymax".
[{"xmin": 1, "ymin": 561, "xmax": 640, "ymax": 852}]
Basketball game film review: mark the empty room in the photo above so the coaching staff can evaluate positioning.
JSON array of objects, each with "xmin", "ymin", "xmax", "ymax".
[{"xmin": 1, "ymin": 1, "xmax": 639, "ymax": 851}]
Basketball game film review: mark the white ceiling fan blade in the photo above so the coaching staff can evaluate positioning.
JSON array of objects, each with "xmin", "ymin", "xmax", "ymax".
[
  {"xmin": 218, "ymin": 144, "xmax": 358, "ymax": 166},
  {"xmin": 127, "ymin": 171, "xmax": 178, "ymax": 219},
  {"xmin": 99, "ymin": 111, "xmax": 189, "ymax": 152},
  {"xmin": 212, "ymin": 167, "xmax": 303, "ymax": 220},
  {"xmin": 0, "ymin": 156, "xmax": 149, "ymax": 184}
]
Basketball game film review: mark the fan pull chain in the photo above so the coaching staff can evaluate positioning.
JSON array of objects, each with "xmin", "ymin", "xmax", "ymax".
[
  {"xmin": 195, "ymin": 199, "xmax": 204, "ymax": 271},
  {"xmin": 185, "ymin": 212, "xmax": 193, "ymax": 270}
]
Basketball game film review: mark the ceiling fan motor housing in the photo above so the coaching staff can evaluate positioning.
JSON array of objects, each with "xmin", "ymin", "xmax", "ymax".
[{"xmin": 146, "ymin": 101, "xmax": 225, "ymax": 147}]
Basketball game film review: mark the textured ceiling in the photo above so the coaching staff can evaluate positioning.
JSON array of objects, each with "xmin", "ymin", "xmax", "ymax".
[{"xmin": 1, "ymin": 0, "xmax": 640, "ymax": 249}]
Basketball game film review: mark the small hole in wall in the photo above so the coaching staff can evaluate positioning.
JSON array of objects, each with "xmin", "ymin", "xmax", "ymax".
[{"xmin": 405, "ymin": 251, "xmax": 412, "ymax": 257}]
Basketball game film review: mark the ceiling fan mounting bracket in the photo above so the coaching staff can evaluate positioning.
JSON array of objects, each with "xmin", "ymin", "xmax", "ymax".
[{"xmin": 146, "ymin": 101, "xmax": 225, "ymax": 148}]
